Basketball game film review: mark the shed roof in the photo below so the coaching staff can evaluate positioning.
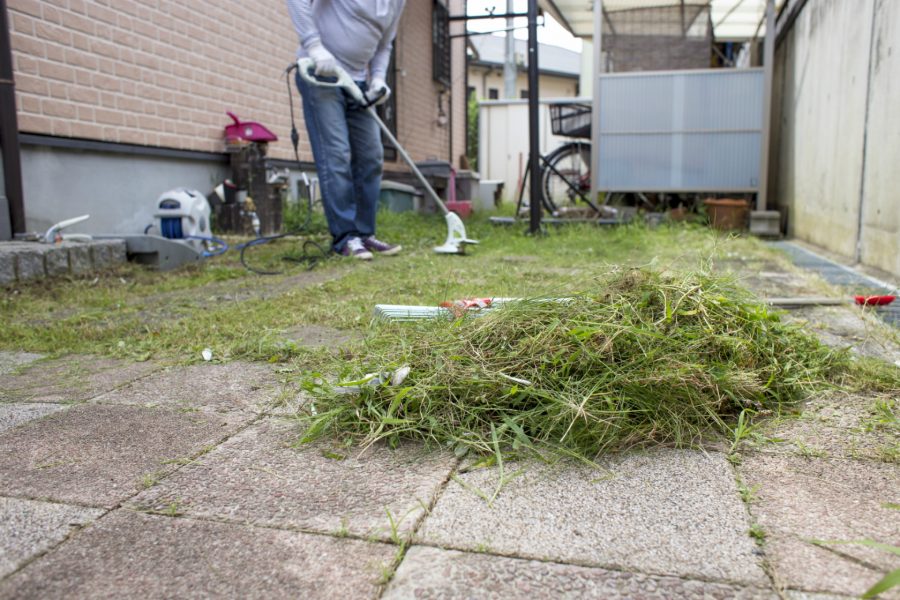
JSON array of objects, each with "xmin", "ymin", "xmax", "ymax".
[{"xmin": 540, "ymin": 0, "xmax": 786, "ymax": 42}]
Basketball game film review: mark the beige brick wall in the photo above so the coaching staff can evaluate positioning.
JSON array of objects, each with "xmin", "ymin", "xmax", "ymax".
[
  {"xmin": 389, "ymin": 0, "xmax": 466, "ymax": 170},
  {"xmin": 10, "ymin": 0, "xmax": 466, "ymax": 166}
]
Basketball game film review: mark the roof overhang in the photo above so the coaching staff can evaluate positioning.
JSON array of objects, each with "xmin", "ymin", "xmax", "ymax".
[{"xmin": 539, "ymin": 0, "xmax": 785, "ymax": 41}]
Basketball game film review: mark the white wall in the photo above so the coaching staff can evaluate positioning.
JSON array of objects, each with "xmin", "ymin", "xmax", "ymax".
[
  {"xmin": 478, "ymin": 99, "xmax": 588, "ymax": 203},
  {"xmin": 773, "ymin": 0, "xmax": 900, "ymax": 276}
]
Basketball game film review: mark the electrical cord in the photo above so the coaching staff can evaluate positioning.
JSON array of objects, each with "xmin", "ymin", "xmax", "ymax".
[{"xmin": 233, "ymin": 63, "xmax": 333, "ymax": 275}]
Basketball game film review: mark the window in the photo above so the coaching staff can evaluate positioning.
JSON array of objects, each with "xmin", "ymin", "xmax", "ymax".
[
  {"xmin": 520, "ymin": 89, "xmax": 529, "ymax": 99},
  {"xmin": 432, "ymin": 1, "xmax": 451, "ymax": 86},
  {"xmin": 488, "ymin": 88, "xmax": 499, "ymax": 100}
]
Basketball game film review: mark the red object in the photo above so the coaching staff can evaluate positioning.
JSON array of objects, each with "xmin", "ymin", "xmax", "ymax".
[
  {"xmin": 440, "ymin": 298, "xmax": 492, "ymax": 317},
  {"xmin": 446, "ymin": 200, "xmax": 472, "ymax": 219},
  {"xmin": 440, "ymin": 298, "xmax": 493, "ymax": 310},
  {"xmin": 224, "ymin": 112, "xmax": 278, "ymax": 143},
  {"xmin": 854, "ymin": 295, "xmax": 896, "ymax": 306}
]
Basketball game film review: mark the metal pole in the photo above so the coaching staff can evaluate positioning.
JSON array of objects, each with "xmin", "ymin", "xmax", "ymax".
[
  {"xmin": 590, "ymin": 0, "xmax": 603, "ymax": 208},
  {"xmin": 503, "ymin": 0, "xmax": 516, "ymax": 98},
  {"xmin": 0, "ymin": 0, "xmax": 25, "ymax": 236},
  {"xmin": 527, "ymin": 0, "xmax": 541, "ymax": 234},
  {"xmin": 756, "ymin": 0, "xmax": 775, "ymax": 212}
]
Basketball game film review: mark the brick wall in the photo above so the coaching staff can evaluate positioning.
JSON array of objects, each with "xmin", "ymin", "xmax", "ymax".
[
  {"xmin": 10, "ymin": 0, "xmax": 465, "ymax": 166},
  {"xmin": 391, "ymin": 0, "xmax": 458, "ymax": 167}
]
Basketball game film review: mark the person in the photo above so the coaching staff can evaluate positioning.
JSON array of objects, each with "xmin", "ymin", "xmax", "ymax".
[{"xmin": 287, "ymin": 0, "xmax": 406, "ymax": 260}]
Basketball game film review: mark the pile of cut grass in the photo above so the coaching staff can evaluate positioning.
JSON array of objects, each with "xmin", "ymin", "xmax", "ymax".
[{"xmin": 299, "ymin": 267, "xmax": 848, "ymax": 459}]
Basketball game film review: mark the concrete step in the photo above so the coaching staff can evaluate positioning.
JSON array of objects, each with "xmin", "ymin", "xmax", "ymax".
[{"xmin": 0, "ymin": 240, "xmax": 126, "ymax": 285}]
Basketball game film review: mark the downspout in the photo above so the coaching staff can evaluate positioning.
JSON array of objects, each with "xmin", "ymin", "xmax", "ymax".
[
  {"xmin": 464, "ymin": 0, "xmax": 469, "ymax": 162},
  {"xmin": 526, "ymin": 0, "xmax": 541, "ymax": 234},
  {"xmin": 0, "ymin": 0, "xmax": 25, "ymax": 237},
  {"xmin": 589, "ymin": 0, "xmax": 603, "ymax": 208},
  {"xmin": 755, "ymin": 0, "xmax": 775, "ymax": 212}
]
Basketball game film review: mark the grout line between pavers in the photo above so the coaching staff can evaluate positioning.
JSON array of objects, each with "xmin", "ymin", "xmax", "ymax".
[
  {"xmin": 373, "ymin": 456, "xmax": 462, "ymax": 599},
  {"xmin": 404, "ymin": 537, "xmax": 781, "ymax": 593},
  {"xmin": 0, "ymin": 410, "xmax": 266, "ymax": 585},
  {"xmin": 727, "ymin": 455, "xmax": 788, "ymax": 599},
  {"xmin": 739, "ymin": 447, "xmax": 899, "ymax": 471}
]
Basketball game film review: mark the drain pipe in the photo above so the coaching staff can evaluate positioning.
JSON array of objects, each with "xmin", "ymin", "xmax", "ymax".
[
  {"xmin": 0, "ymin": 0, "xmax": 24, "ymax": 238},
  {"xmin": 526, "ymin": 0, "xmax": 541, "ymax": 234}
]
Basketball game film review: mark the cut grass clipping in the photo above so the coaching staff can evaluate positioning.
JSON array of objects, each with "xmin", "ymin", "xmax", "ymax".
[{"xmin": 300, "ymin": 267, "xmax": 848, "ymax": 459}]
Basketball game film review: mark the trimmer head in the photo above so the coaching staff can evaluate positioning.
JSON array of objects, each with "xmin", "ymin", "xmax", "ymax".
[{"xmin": 434, "ymin": 212, "xmax": 478, "ymax": 254}]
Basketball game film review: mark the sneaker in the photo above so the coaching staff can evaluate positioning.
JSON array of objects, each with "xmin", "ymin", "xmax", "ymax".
[
  {"xmin": 363, "ymin": 236, "xmax": 402, "ymax": 256},
  {"xmin": 340, "ymin": 237, "xmax": 373, "ymax": 260}
]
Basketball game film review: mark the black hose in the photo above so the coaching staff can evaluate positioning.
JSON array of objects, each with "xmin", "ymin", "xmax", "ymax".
[{"xmin": 237, "ymin": 64, "xmax": 332, "ymax": 275}]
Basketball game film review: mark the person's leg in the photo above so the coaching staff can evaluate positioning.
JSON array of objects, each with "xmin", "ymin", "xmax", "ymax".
[
  {"xmin": 345, "ymin": 83, "xmax": 384, "ymax": 240},
  {"xmin": 296, "ymin": 72, "xmax": 358, "ymax": 253}
]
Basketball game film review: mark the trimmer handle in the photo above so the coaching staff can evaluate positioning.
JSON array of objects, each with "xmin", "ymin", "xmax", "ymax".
[{"xmin": 296, "ymin": 58, "xmax": 365, "ymax": 104}]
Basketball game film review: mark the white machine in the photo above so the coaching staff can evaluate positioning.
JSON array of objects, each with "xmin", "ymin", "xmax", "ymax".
[{"xmin": 153, "ymin": 188, "xmax": 212, "ymax": 250}]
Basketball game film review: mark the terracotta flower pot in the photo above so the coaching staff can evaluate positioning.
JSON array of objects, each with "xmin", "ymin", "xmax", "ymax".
[{"xmin": 704, "ymin": 199, "xmax": 749, "ymax": 231}]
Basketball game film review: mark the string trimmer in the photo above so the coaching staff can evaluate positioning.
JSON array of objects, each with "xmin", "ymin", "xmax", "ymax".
[{"xmin": 296, "ymin": 58, "xmax": 477, "ymax": 255}]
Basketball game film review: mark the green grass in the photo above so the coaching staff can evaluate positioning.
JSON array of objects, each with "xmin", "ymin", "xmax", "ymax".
[
  {"xmin": 0, "ymin": 213, "xmax": 784, "ymax": 365},
  {"xmin": 4, "ymin": 211, "xmax": 897, "ymax": 461}
]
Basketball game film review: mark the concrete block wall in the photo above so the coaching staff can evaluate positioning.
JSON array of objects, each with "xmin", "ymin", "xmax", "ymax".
[
  {"xmin": 9, "ymin": 0, "xmax": 466, "ymax": 168},
  {"xmin": 771, "ymin": 0, "xmax": 900, "ymax": 277},
  {"xmin": 0, "ymin": 240, "xmax": 126, "ymax": 285}
]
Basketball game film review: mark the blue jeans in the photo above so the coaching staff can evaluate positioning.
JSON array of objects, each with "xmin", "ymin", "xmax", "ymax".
[{"xmin": 296, "ymin": 73, "xmax": 383, "ymax": 253}]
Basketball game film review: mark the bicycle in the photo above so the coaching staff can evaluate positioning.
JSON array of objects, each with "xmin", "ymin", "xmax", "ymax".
[
  {"xmin": 516, "ymin": 101, "xmax": 600, "ymax": 217},
  {"xmin": 516, "ymin": 102, "xmax": 693, "ymax": 218}
]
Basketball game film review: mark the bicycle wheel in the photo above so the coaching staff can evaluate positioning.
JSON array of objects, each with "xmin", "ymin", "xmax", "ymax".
[{"xmin": 541, "ymin": 141, "xmax": 592, "ymax": 214}]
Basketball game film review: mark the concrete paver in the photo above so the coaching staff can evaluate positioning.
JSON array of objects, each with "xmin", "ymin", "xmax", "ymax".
[
  {"xmin": 739, "ymin": 453, "xmax": 900, "ymax": 598},
  {"xmin": 0, "ymin": 355, "xmax": 161, "ymax": 403},
  {"xmin": 0, "ymin": 403, "xmax": 66, "ymax": 434},
  {"xmin": 0, "ymin": 404, "xmax": 251, "ymax": 508},
  {"xmin": 417, "ymin": 449, "xmax": 768, "ymax": 586},
  {"xmin": 0, "ymin": 352, "xmax": 44, "ymax": 376},
  {"xmin": 90, "ymin": 362, "xmax": 281, "ymax": 414},
  {"xmin": 384, "ymin": 546, "xmax": 776, "ymax": 600},
  {"xmin": 785, "ymin": 306, "xmax": 900, "ymax": 363},
  {"xmin": 130, "ymin": 418, "xmax": 456, "ymax": 541},
  {"xmin": 0, "ymin": 510, "xmax": 394, "ymax": 599},
  {"xmin": 752, "ymin": 391, "xmax": 898, "ymax": 462},
  {"xmin": 0, "ymin": 497, "xmax": 104, "ymax": 579}
]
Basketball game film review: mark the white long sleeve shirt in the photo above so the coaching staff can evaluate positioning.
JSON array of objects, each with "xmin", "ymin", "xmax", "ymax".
[{"xmin": 286, "ymin": 0, "xmax": 406, "ymax": 81}]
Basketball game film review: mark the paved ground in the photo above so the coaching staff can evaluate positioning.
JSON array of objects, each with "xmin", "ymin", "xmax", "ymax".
[{"xmin": 1, "ymin": 245, "xmax": 898, "ymax": 599}]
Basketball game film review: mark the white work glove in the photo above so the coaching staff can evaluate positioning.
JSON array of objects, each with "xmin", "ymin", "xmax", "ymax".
[
  {"xmin": 366, "ymin": 77, "xmax": 391, "ymax": 106},
  {"xmin": 307, "ymin": 42, "xmax": 338, "ymax": 77}
]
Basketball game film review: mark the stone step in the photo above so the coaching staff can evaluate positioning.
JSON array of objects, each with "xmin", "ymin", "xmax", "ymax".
[{"xmin": 0, "ymin": 240, "xmax": 126, "ymax": 285}]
